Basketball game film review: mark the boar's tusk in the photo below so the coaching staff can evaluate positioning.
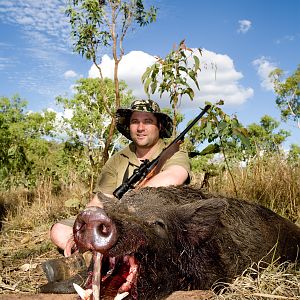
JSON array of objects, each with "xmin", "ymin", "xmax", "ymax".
[
  {"xmin": 114, "ymin": 292, "xmax": 129, "ymax": 300},
  {"xmin": 92, "ymin": 251, "xmax": 103, "ymax": 300}
]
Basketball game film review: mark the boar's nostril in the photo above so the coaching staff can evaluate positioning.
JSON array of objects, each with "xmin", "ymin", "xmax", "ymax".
[
  {"xmin": 92, "ymin": 219, "xmax": 118, "ymax": 252},
  {"xmin": 96, "ymin": 223, "xmax": 109, "ymax": 236}
]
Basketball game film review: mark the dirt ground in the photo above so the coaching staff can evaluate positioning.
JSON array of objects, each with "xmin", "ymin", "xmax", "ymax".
[
  {"xmin": 0, "ymin": 290, "xmax": 215, "ymax": 300},
  {"xmin": 0, "ymin": 295, "xmax": 78, "ymax": 300}
]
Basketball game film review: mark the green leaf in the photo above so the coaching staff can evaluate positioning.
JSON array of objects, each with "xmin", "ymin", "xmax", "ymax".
[
  {"xmin": 144, "ymin": 77, "xmax": 152, "ymax": 95},
  {"xmin": 141, "ymin": 66, "xmax": 152, "ymax": 83},
  {"xmin": 189, "ymin": 70, "xmax": 200, "ymax": 90},
  {"xmin": 193, "ymin": 55, "xmax": 200, "ymax": 72},
  {"xmin": 204, "ymin": 121, "xmax": 213, "ymax": 136},
  {"xmin": 199, "ymin": 143, "xmax": 220, "ymax": 155},
  {"xmin": 178, "ymin": 66, "xmax": 188, "ymax": 73},
  {"xmin": 232, "ymin": 127, "xmax": 250, "ymax": 147},
  {"xmin": 216, "ymin": 99, "xmax": 224, "ymax": 106},
  {"xmin": 185, "ymin": 87, "xmax": 194, "ymax": 100},
  {"xmin": 151, "ymin": 64, "xmax": 160, "ymax": 79},
  {"xmin": 8, "ymin": 146, "xmax": 17, "ymax": 156},
  {"xmin": 217, "ymin": 121, "xmax": 228, "ymax": 133},
  {"xmin": 150, "ymin": 81, "xmax": 157, "ymax": 94}
]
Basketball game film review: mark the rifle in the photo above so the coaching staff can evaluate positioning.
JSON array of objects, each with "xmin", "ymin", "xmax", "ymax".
[{"xmin": 113, "ymin": 104, "xmax": 211, "ymax": 199}]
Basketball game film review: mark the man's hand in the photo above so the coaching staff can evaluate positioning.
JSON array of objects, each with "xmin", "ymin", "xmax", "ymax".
[{"xmin": 64, "ymin": 236, "xmax": 76, "ymax": 257}]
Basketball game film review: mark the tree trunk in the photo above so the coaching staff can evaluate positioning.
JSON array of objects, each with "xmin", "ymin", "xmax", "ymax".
[{"xmin": 101, "ymin": 116, "xmax": 116, "ymax": 165}]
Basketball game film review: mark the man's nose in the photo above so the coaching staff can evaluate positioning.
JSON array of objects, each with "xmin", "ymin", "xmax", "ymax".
[{"xmin": 137, "ymin": 122, "xmax": 146, "ymax": 131}]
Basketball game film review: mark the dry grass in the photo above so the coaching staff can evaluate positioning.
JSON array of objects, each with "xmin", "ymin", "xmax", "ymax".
[
  {"xmin": 0, "ymin": 155, "xmax": 300, "ymax": 297},
  {"xmin": 215, "ymin": 261, "xmax": 300, "ymax": 299},
  {"xmin": 0, "ymin": 225, "xmax": 58, "ymax": 294},
  {"xmin": 0, "ymin": 184, "xmax": 87, "ymax": 295},
  {"xmin": 205, "ymin": 155, "xmax": 300, "ymax": 222}
]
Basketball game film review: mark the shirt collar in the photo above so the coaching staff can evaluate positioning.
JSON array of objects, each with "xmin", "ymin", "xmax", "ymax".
[{"xmin": 120, "ymin": 139, "xmax": 166, "ymax": 165}]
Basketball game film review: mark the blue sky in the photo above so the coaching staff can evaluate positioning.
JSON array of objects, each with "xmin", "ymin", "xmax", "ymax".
[{"xmin": 0, "ymin": 0, "xmax": 299, "ymax": 147}]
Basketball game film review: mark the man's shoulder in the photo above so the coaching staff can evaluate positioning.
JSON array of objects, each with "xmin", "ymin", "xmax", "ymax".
[{"xmin": 110, "ymin": 143, "xmax": 135, "ymax": 160}]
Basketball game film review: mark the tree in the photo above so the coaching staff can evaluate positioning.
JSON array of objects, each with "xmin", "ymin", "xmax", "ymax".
[
  {"xmin": 141, "ymin": 40, "xmax": 250, "ymax": 194},
  {"xmin": 247, "ymin": 115, "xmax": 290, "ymax": 155},
  {"xmin": 142, "ymin": 40, "xmax": 202, "ymax": 136},
  {"xmin": 287, "ymin": 143, "xmax": 300, "ymax": 165},
  {"xmin": 65, "ymin": 0, "xmax": 157, "ymax": 164},
  {"xmin": 56, "ymin": 77, "xmax": 133, "ymax": 191},
  {"xmin": 270, "ymin": 65, "xmax": 300, "ymax": 128},
  {"xmin": 0, "ymin": 95, "xmax": 56, "ymax": 189},
  {"xmin": 187, "ymin": 101, "xmax": 249, "ymax": 195},
  {"xmin": 186, "ymin": 101, "xmax": 248, "ymax": 156}
]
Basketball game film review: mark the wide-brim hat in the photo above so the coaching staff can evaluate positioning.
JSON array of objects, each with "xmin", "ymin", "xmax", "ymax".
[{"xmin": 116, "ymin": 99, "xmax": 173, "ymax": 140}]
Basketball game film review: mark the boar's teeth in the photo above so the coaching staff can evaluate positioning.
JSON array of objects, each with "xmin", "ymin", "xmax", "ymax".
[
  {"xmin": 118, "ymin": 255, "xmax": 139, "ymax": 294},
  {"xmin": 101, "ymin": 256, "xmax": 116, "ymax": 281},
  {"xmin": 108, "ymin": 256, "xmax": 116, "ymax": 275},
  {"xmin": 73, "ymin": 283, "xmax": 93, "ymax": 300},
  {"xmin": 114, "ymin": 292, "xmax": 129, "ymax": 300}
]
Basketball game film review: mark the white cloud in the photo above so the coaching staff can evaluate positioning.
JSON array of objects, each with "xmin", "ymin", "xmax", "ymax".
[
  {"xmin": 238, "ymin": 20, "xmax": 252, "ymax": 34},
  {"xmin": 48, "ymin": 107, "xmax": 73, "ymax": 124},
  {"xmin": 275, "ymin": 35, "xmax": 295, "ymax": 44},
  {"xmin": 69, "ymin": 83, "xmax": 77, "ymax": 94},
  {"xmin": 89, "ymin": 51, "xmax": 156, "ymax": 93},
  {"xmin": 252, "ymin": 56, "xmax": 277, "ymax": 91},
  {"xmin": 64, "ymin": 70, "xmax": 78, "ymax": 79},
  {"xmin": 0, "ymin": 0, "xmax": 75, "ymax": 99},
  {"xmin": 43, "ymin": 108, "xmax": 74, "ymax": 140},
  {"xmin": 0, "ymin": 0, "xmax": 71, "ymax": 52},
  {"xmin": 89, "ymin": 49, "xmax": 253, "ymax": 109}
]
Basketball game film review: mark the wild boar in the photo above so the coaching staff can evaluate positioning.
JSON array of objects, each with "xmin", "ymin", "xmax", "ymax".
[{"xmin": 71, "ymin": 186, "xmax": 300, "ymax": 299}]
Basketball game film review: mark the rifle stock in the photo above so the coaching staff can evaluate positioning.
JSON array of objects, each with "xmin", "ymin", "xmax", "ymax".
[{"xmin": 113, "ymin": 104, "xmax": 211, "ymax": 199}]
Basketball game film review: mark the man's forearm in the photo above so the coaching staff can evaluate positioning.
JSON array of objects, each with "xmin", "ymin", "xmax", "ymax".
[{"xmin": 144, "ymin": 165, "xmax": 188, "ymax": 187}]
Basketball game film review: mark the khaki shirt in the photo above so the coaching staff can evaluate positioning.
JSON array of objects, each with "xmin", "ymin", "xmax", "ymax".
[{"xmin": 94, "ymin": 139, "xmax": 191, "ymax": 195}]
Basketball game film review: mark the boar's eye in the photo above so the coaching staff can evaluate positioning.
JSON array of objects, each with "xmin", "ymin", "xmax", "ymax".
[
  {"xmin": 153, "ymin": 219, "xmax": 166, "ymax": 229},
  {"xmin": 150, "ymin": 218, "xmax": 168, "ymax": 238}
]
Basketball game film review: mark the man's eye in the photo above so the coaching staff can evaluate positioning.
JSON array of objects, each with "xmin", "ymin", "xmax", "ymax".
[
  {"xmin": 130, "ymin": 120, "xmax": 138, "ymax": 124},
  {"xmin": 144, "ymin": 119, "xmax": 153, "ymax": 124}
]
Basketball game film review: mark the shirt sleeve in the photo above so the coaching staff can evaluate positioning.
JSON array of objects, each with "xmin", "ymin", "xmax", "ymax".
[
  {"xmin": 162, "ymin": 149, "xmax": 192, "ymax": 182},
  {"xmin": 93, "ymin": 156, "xmax": 118, "ymax": 195}
]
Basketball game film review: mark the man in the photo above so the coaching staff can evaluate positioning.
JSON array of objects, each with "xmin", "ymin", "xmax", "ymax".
[{"xmin": 50, "ymin": 99, "xmax": 191, "ymax": 256}]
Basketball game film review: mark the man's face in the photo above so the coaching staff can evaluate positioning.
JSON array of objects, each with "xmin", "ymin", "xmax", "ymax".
[{"xmin": 129, "ymin": 111, "xmax": 160, "ymax": 148}]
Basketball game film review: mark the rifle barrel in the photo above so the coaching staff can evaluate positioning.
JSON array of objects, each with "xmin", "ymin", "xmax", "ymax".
[{"xmin": 173, "ymin": 104, "xmax": 211, "ymax": 144}]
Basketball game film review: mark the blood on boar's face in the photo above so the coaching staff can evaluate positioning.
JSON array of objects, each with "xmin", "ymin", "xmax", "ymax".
[{"xmin": 73, "ymin": 186, "xmax": 300, "ymax": 300}]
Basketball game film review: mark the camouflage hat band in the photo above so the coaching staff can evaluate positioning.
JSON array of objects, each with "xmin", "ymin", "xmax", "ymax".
[
  {"xmin": 130, "ymin": 100, "xmax": 161, "ymax": 113},
  {"xmin": 116, "ymin": 99, "xmax": 173, "ymax": 140}
]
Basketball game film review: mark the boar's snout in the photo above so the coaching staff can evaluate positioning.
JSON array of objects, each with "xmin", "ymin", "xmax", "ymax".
[{"xmin": 73, "ymin": 206, "xmax": 118, "ymax": 253}]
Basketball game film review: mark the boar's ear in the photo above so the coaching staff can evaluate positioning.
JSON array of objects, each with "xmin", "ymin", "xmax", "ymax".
[{"xmin": 178, "ymin": 198, "xmax": 228, "ymax": 244}]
